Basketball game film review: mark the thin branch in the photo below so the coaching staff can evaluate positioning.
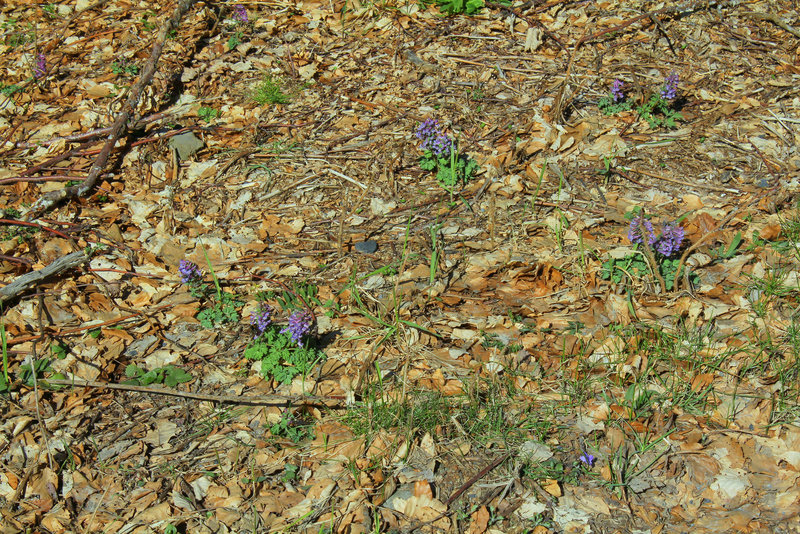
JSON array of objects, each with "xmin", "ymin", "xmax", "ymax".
[
  {"xmin": 43, "ymin": 378, "xmax": 345, "ymax": 407},
  {"xmin": 745, "ymin": 11, "xmax": 800, "ymax": 39},
  {"xmin": 0, "ymin": 250, "xmax": 90, "ymax": 305},
  {"xmin": 29, "ymin": 0, "xmax": 199, "ymax": 216},
  {"xmin": 10, "ymin": 110, "xmax": 181, "ymax": 151}
]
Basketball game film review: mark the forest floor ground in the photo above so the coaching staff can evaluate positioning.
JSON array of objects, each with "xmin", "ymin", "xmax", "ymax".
[{"xmin": 2, "ymin": 1, "xmax": 800, "ymax": 533}]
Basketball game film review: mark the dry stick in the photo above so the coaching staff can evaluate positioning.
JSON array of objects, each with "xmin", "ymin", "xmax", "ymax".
[
  {"xmin": 551, "ymin": 24, "xmax": 587, "ymax": 122},
  {"xmin": 445, "ymin": 451, "xmax": 512, "ymax": 506},
  {"xmin": 0, "ymin": 218, "xmax": 75, "ymax": 240},
  {"xmin": 43, "ymin": 378, "xmax": 344, "ymax": 407},
  {"xmin": 6, "ymin": 304, "xmax": 170, "ymax": 347},
  {"xmin": 0, "ymin": 174, "xmax": 111, "ymax": 186},
  {"xmin": 0, "ymin": 120, "xmax": 22, "ymax": 153},
  {"xmin": 215, "ymin": 148, "xmax": 258, "ymax": 180},
  {"xmin": 641, "ymin": 233, "xmax": 667, "ymax": 294},
  {"xmin": 413, "ymin": 451, "xmax": 513, "ymax": 529},
  {"xmin": 0, "ymin": 250, "xmax": 90, "ymax": 305},
  {"xmin": 10, "ymin": 110, "xmax": 180, "ymax": 150},
  {"xmin": 622, "ymin": 166, "xmax": 741, "ymax": 194},
  {"xmin": 492, "ymin": 1, "xmax": 568, "ymax": 51},
  {"xmin": 19, "ymin": 139, "xmax": 98, "ymax": 177},
  {"xmin": 32, "ymin": 295, "xmax": 55, "ymax": 471},
  {"xmin": 0, "ymin": 254, "xmax": 32, "ymax": 266},
  {"xmin": 673, "ymin": 191, "xmax": 768, "ymax": 292},
  {"xmin": 749, "ymin": 142, "xmax": 780, "ymax": 182},
  {"xmin": 17, "ymin": 119, "xmax": 201, "ymax": 186},
  {"xmin": 325, "ymin": 113, "xmax": 407, "ymax": 152},
  {"xmin": 745, "ymin": 11, "xmax": 800, "ymax": 38},
  {"xmin": 29, "ymin": 0, "xmax": 199, "ymax": 216}
]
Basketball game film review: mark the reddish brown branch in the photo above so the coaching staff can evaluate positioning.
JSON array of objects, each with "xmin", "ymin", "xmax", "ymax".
[
  {"xmin": 0, "ymin": 219, "xmax": 74, "ymax": 240},
  {"xmin": 9, "ymin": 110, "xmax": 180, "ymax": 151}
]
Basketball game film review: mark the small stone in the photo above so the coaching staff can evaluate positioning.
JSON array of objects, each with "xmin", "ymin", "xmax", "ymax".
[
  {"xmin": 354, "ymin": 240, "xmax": 378, "ymax": 254},
  {"xmin": 169, "ymin": 131, "xmax": 204, "ymax": 161}
]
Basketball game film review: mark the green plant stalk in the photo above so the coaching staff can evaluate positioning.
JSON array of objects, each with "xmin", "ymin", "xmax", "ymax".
[
  {"xmin": 201, "ymin": 243, "xmax": 223, "ymax": 301},
  {"xmin": 450, "ymin": 140, "xmax": 457, "ymax": 195},
  {"xmin": 553, "ymin": 169, "xmax": 567, "ymax": 251},
  {"xmin": 1, "ymin": 321, "xmax": 7, "ymax": 384},
  {"xmin": 392, "ymin": 215, "xmax": 414, "ymax": 319},
  {"xmin": 375, "ymin": 361, "xmax": 385, "ymax": 404},
  {"xmin": 429, "ymin": 223, "xmax": 440, "ymax": 285}
]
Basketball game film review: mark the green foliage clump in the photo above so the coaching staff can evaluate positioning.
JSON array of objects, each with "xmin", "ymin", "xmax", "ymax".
[
  {"xmin": 415, "ymin": 119, "xmax": 479, "ymax": 193},
  {"xmin": 251, "ymin": 74, "xmax": 288, "ymax": 106},
  {"xmin": 0, "ymin": 84, "xmax": 23, "ymax": 97},
  {"xmin": 197, "ymin": 291, "xmax": 241, "ymax": 328},
  {"xmin": 270, "ymin": 412, "xmax": 315, "ymax": 443},
  {"xmin": 198, "ymin": 106, "xmax": 220, "ymax": 123},
  {"xmin": 112, "ymin": 60, "xmax": 139, "ymax": 77},
  {"xmin": 431, "ymin": 0, "xmax": 510, "ymax": 15},
  {"xmin": 123, "ymin": 364, "xmax": 193, "ymax": 387},
  {"xmin": 420, "ymin": 149, "xmax": 479, "ymax": 192},
  {"xmin": 601, "ymin": 244, "xmax": 692, "ymax": 291},
  {"xmin": 636, "ymin": 94, "xmax": 683, "ymax": 129},
  {"xmin": 598, "ymin": 94, "xmax": 632, "ymax": 115},
  {"xmin": 244, "ymin": 326, "xmax": 325, "ymax": 385}
]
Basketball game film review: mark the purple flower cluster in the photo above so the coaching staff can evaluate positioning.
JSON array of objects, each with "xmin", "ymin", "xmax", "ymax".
[
  {"xmin": 250, "ymin": 304, "xmax": 273, "ymax": 336},
  {"xmin": 415, "ymin": 119, "xmax": 453, "ymax": 158},
  {"xmin": 232, "ymin": 4, "xmax": 248, "ymax": 23},
  {"xmin": 656, "ymin": 223, "xmax": 685, "ymax": 256},
  {"xmin": 628, "ymin": 216, "xmax": 684, "ymax": 256},
  {"xmin": 178, "ymin": 260, "xmax": 202, "ymax": 284},
  {"xmin": 281, "ymin": 310, "xmax": 312, "ymax": 345},
  {"xmin": 661, "ymin": 72, "xmax": 679, "ymax": 100},
  {"xmin": 628, "ymin": 215, "xmax": 656, "ymax": 246},
  {"xmin": 34, "ymin": 53, "xmax": 46, "ymax": 79},
  {"xmin": 415, "ymin": 118, "xmax": 439, "ymax": 139},
  {"xmin": 579, "ymin": 452, "xmax": 595, "ymax": 467},
  {"xmin": 611, "ymin": 79, "xmax": 624, "ymax": 103}
]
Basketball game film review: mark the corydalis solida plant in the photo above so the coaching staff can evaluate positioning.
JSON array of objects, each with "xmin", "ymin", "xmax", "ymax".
[
  {"xmin": 281, "ymin": 310, "xmax": 312, "ymax": 345},
  {"xmin": 628, "ymin": 216, "xmax": 684, "ymax": 257},
  {"xmin": 415, "ymin": 118, "xmax": 478, "ymax": 192},
  {"xmin": 34, "ymin": 53, "xmax": 46, "ymax": 79},
  {"xmin": 598, "ymin": 78, "xmax": 632, "ymax": 114}
]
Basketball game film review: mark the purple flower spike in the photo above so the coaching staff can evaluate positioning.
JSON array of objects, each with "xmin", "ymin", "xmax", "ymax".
[
  {"xmin": 429, "ymin": 134, "xmax": 453, "ymax": 158},
  {"xmin": 250, "ymin": 304, "xmax": 273, "ymax": 336},
  {"xmin": 661, "ymin": 72, "xmax": 679, "ymax": 100},
  {"xmin": 415, "ymin": 119, "xmax": 440, "ymax": 141},
  {"xmin": 611, "ymin": 79, "xmax": 624, "ymax": 103},
  {"xmin": 579, "ymin": 452, "xmax": 595, "ymax": 466},
  {"xmin": 178, "ymin": 260, "xmax": 202, "ymax": 284},
  {"xmin": 34, "ymin": 53, "xmax": 46, "ymax": 79},
  {"xmin": 628, "ymin": 215, "xmax": 657, "ymax": 246},
  {"xmin": 233, "ymin": 4, "xmax": 248, "ymax": 23},
  {"xmin": 281, "ymin": 310, "xmax": 312, "ymax": 345},
  {"xmin": 656, "ymin": 223, "xmax": 684, "ymax": 257}
]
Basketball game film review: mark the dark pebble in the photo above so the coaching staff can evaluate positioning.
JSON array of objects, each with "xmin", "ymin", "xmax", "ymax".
[{"xmin": 355, "ymin": 240, "xmax": 378, "ymax": 254}]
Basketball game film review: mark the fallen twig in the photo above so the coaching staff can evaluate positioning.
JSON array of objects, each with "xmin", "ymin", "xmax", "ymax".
[
  {"xmin": 745, "ymin": 11, "xmax": 800, "ymax": 39},
  {"xmin": 43, "ymin": 378, "xmax": 344, "ymax": 407},
  {"xmin": 6, "ymin": 303, "xmax": 172, "ymax": 347},
  {"xmin": 29, "ymin": 0, "xmax": 199, "ymax": 216},
  {"xmin": 0, "ymin": 250, "xmax": 89, "ymax": 305},
  {"xmin": 9, "ymin": 110, "xmax": 182, "ymax": 151}
]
